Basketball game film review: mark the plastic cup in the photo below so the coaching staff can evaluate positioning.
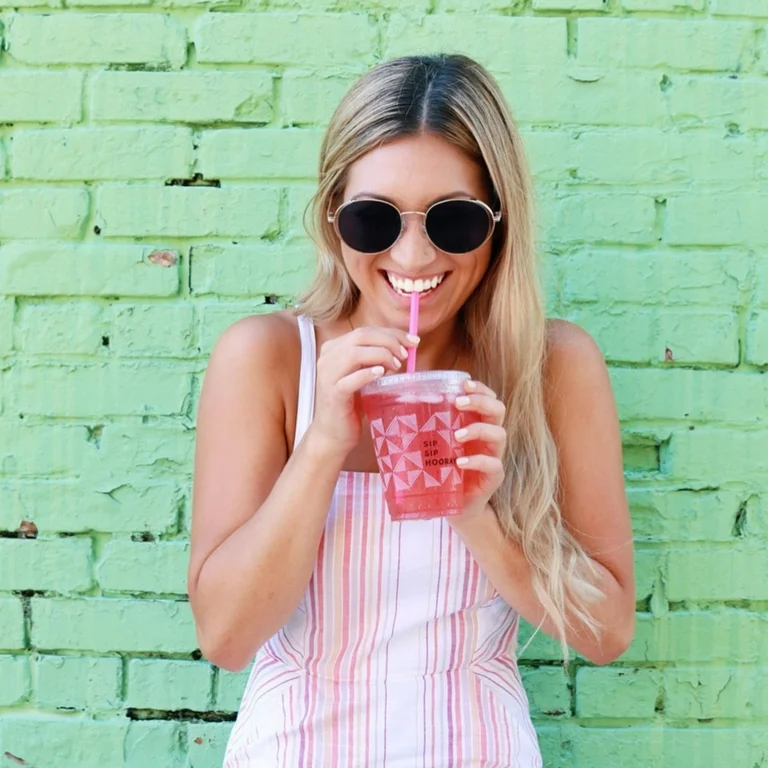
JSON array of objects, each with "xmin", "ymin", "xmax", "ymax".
[{"xmin": 359, "ymin": 370, "xmax": 470, "ymax": 521}]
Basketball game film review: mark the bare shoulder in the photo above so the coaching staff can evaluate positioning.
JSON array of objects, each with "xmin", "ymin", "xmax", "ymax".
[
  {"xmin": 207, "ymin": 310, "xmax": 299, "ymax": 374},
  {"xmin": 542, "ymin": 318, "xmax": 614, "ymax": 419}
]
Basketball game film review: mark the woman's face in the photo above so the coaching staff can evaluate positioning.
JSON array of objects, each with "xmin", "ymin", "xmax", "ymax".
[{"xmin": 338, "ymin": 132, "xmax": 495, "ymax": 334}]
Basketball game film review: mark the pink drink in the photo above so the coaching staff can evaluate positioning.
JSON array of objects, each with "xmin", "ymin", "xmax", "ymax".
[{"xmin": 360, "ymin": 371, "xmax": 470, "ymax": 521}]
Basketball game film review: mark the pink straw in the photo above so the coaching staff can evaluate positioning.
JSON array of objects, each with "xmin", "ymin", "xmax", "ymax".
[{"xmin": 406, "ymin": 291, "xmax": 420, "ymax": 373}]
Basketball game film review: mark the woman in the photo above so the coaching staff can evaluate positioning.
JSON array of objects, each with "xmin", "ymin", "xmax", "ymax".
[{"xmin": 189, "ymin": 54, "xmax": 635, "ymax": 767}]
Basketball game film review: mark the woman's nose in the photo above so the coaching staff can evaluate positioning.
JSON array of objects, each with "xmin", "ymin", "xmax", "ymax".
[{"xmin": 389, "ymin": 213, "xmax": 437, "ymax": 270}]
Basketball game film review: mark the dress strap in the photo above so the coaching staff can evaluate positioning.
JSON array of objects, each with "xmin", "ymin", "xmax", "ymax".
[{"xmin": 294, "ymin": 314, "xmax": 317, "ymax": 451}]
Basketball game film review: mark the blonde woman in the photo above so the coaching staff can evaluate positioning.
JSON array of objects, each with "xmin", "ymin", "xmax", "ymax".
[{"xmin": 189, "ymin": 54, "xmax": 635, "ymax": 767}]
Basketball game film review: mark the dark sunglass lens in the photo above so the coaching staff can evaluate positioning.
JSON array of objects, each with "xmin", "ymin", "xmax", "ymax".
[
  {"xmin": 336, "ymin": 201, "xmax": 401, "ymax": 254},
  {"xmin": 426, "ymin": 200, "xmax": 492, "ymax": 253}
]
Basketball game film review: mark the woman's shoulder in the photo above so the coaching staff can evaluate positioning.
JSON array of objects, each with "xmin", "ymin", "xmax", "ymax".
[
  {"xmin": 542, "ymin": 318, "xmax": 609, "ymax": 397},
  {"xmin": 210, "ymin": 309, "xmax": 300, "ymax": 361},
  {"xmin": 204, "ymin": 309, "xmax": 302, "ymax": 393}
]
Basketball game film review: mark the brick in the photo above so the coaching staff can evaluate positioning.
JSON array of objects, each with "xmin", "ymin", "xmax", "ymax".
[
  {"xmin": 0, "ymin": 140, "xmax": 7, "ymax": 179},
  {"xmin": 570, "ymin": 726, "xmax": 768, "ymax": 767},
  {"xmin": 191, "ymin": 242, "xmax": 314, "ymax": 298},
  {"xmin": 539, "ymin": 191, "xmax": 656, "ymax": 245},
  {"xmin": 110, "ymin": 303, "xmax": 196, "ymax": 357},
  {"xmin": 746, "ymin": 312, "xmax": 768, "ymax": 365},
  {"xmin": 0, "ymin": 597, "xmax": 25, "ymax": 650},
  {"xmin": 0, "ymin": 188, "xmax": 89, "ymax": 239},
  {"xmin": 0, "ymin": 297, "xmax": 13, "ymax": 356},
  {"xmin": 11, "ymin": 127, "xmax": 194, "ymax": 181},
  {"xmin": 712, "ymin": 0, "xmax": 768, "ymax": 17},
  {"xmin": 576, "ymin": 667, "xmax": 661, "ymax": 718},
  {"xmin": 10, "ymin": 361, "xmax": 190, "ymax": 417},
  {"xmin": 624, "ymin": 610, "xmax": 768, "ymax": 664},
  {"xmin": 127, "ymin": 659, "xmax": 211, "ymax": 710},
  {"xmin": 0, "ymin": 421, "xmax": 194, "ymax": 481},
  {"xmin": 286, "ymin": 187, "xmax": 316, "ymax": 237},
  {"xmin": 0, "ymin": 716, "xmax": 128, "ymax": 767},
  {"xmin": 667, "ymin": 429, "xmax": 768, "ymax": 483},
  {"xmin": 0, "ymin": 538, "xmax": 92, "ymax": 592},
  {"xmin": 215, "ymin": 668, "xmax": 250, "ymax": 712},
  {"xmin": 0, "ymin": 243, "xmax": 179, "ymax": 298},
  {"xmin": 534, "ymin": 0, "xmax": 605, "ymax": 8},
  {"xmin": 91, "ymin": 72, "xmax": 273, "ymax": 123},
  {"xmin": 195, "ymin": 13, "xmax": 376, "ymax": 67},
  {"xmin": 35, "ymin": 655, "xmax": 121, "ymax": 711},
  {"xmin": 442, "ymin": 0, "xmax": 524, "ymax": 9},
  {"xmin": 578, "ymin": 20, "xmax": 751, "ymax": 72},
  {"xmin": 610, "ymin": 369, "xmax": 767, "ymax": 425},
  {"xmin": 16, "ymin": 301, "xmax": 105, "ymax": 355},
  {"xmin": 520, "ymin": 667, "xmax": 570, "ymax": 716},
  {"xmin": 663, "ymin": 666, "xmax": 768, "ymax": 719},
  {"xmin": 567, "ymin": 306, "xmax": 655, "ymax": 364},
  {"xmin": 622, "ymin": 0, "xmax": 704, "ymax": 9},
  {"xmin": 520, "ymin": 130, "xmax": 573, "ymax": 182},
  {"xmin": 501, "ymin": 69, "xmax": 667, "ymax": 127},
  {"xmin": 198, "ymin": 128, "xmax": 322, "ymax": 180},
  {"xmin": 188, "ymin": 723, "xmax": 232, "ymax": 768},
  {"xmin": 634, "ymin": 547, "xmax": 664, "ymax": 602},
  {"xmin": 0, "ymin": 72, "xmax": 82, "ymax": 122},
  {"xmin": 0, "ymin": 481, "xmax": 181, "ymax": 535},
  {"xmin": 7, "ymin": 13, "xmax": 186, "ymax": 66},
  {"xmin": 0, "ymin": 655, "xmax": 30, "ymax": 705},
  {"xmin": 282, "ymin": 73, "xmax": 356, "ymax": 125},
  {"xmin": 562, "ymin": 249, "xmax": 749, "ymax": 306},
  {"xmin": 69, "ymin": 0, "xmax": 151, "ymax": 5},
  {"xmin": 568, "ymin": 130, "xmax": 758, "ymax": 186},
  {"xmin": 666, "ymin": 545, "xmax": 768, "ymax": 601},
  {"xmin": 198, "ymin": 303, "xmax": 274, "ymax": 355},
  {"xmin": 628, "ymin": 487, "xmax": 746, "ymax": 542},
  {"xmin": 387, "ymin": 17, "xmax": 567, "ymax": 72},
  {"xmin": 125, "ymin": 721, "xmax": 186, "ymax": 768},
  {"xmin": 0, "ymin": 0, "xmax": 60, "ymax": 6},
  {"xmin": 657, "ymin": 310, "xmax": 739, "ymax": 365},
  {"xmin": 31, "ymin": 597, "xmax": 197, "ymax": 653},
  {"xmin": 95, "ymin": 185, "xmax": 279, "ymax": 238},
  {"xmin": 98, "ymin": 540, "xmax": 188, "ymax": 595},
  {"xmin": 667, "ymin": 76, "xmax": 768, "ymax": 131},
  {"xmin": 667, "ymin": 193, "xmax": 768, "ymax": 246}
]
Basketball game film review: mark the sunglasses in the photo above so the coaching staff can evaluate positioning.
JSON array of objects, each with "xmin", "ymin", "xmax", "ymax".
[{"xmin": 327, "ymin": 197, "xmax": 502, "ymax": 255}]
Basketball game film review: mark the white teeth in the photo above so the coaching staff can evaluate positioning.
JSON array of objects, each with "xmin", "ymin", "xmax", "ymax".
[{"xmin": 386, "ymin": 272, "xmax": 445, "ymax": 296}]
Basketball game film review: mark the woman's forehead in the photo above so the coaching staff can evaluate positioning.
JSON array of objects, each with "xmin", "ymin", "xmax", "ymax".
[{"xmin": 343, "ymin": 134, "xmax": 487, "ymax": 206}]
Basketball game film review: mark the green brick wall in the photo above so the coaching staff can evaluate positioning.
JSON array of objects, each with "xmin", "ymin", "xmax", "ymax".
[{"xmin": 0, "ymin": 1, "xmax": 766, "ymax": 766}]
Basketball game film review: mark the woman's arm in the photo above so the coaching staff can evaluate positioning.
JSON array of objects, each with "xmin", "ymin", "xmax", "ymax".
[
  {"xmin": 450, "ymin": 320, "xmax": 635, "ymax": 665},
  {"xmin": 188, "ymin": 315, "xmax": 347, "ymax": 672}
]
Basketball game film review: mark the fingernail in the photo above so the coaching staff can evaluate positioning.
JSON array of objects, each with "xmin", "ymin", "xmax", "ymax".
[
  {"xmin": 455, "ymin": 428, "xmax": 468, "ymax": 440},
  {"xmin": 392, "ymin": 356, "xmax": 402, "ymax": 368},
  {"xmin": 466, "ymin": 380, "xmax": 477, "ymax": 390},
  {"xmin": 400, "ymin": 345, "xmax": 408, "ymax": 358},
  {"xmin": 406, "ymin": 334, "xmax": 420, "ymax": 344},
  {"xmin": 371, "ymin": 366, "xmax": 385, "ymax": 376},
  {"xmin": 456, "ymin": 457, "xmax": 469, "ymax": 466},
  {"xmin": 456, "ymin": 396, "xmax": 470, "ymax": 407}
]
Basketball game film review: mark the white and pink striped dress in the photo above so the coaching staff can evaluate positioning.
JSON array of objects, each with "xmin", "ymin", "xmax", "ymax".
[{"xmin": 223, "ymin": 315, "xmax": 542, "ymax": 767}]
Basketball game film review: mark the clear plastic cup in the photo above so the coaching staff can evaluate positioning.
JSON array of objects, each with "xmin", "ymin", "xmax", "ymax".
[{"xmin": 359, "ymin": 371, "xmax": 470, "ymax": 521}]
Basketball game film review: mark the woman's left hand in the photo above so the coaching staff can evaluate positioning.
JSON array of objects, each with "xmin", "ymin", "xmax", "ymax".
[{"xmin": 452, "ymin": 379, "xmax": 507, "ymax": 519}]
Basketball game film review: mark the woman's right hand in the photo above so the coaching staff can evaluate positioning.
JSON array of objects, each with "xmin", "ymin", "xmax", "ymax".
[{"xmin": 309, "ymin": 325, "xmax": 419, "ymax": 457}]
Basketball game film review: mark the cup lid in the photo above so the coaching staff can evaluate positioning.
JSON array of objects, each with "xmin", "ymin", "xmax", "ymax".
[{"xmin": 360, "ymin": 369, "xmax": 470, "ymax": 394}]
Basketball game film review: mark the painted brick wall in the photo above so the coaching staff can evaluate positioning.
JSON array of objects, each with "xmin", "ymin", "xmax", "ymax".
[{"xmin": 0, "ymin": 1, "xmax": 766, "ymax": 766}]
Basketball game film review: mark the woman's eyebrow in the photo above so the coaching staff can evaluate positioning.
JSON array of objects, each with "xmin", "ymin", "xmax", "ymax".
[{"xmin": 349, "ymin": 191, "xmax": 476, "ymax": 206}]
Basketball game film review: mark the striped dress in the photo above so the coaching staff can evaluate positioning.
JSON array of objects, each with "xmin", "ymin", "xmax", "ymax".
[{"xmin": 223, "ymin": 315, "xmax": 542, "ymax": 767}]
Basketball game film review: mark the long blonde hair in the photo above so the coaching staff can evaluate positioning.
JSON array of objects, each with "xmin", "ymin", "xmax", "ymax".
[{"xmin": 298, "ymin": 54, "xmax": 604, "ymax": 662}]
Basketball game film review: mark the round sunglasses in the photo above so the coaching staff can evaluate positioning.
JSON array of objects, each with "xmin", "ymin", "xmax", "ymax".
[{"xmin": 327, "ymin": 197, "xmax": 502, "ymax": 255}]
